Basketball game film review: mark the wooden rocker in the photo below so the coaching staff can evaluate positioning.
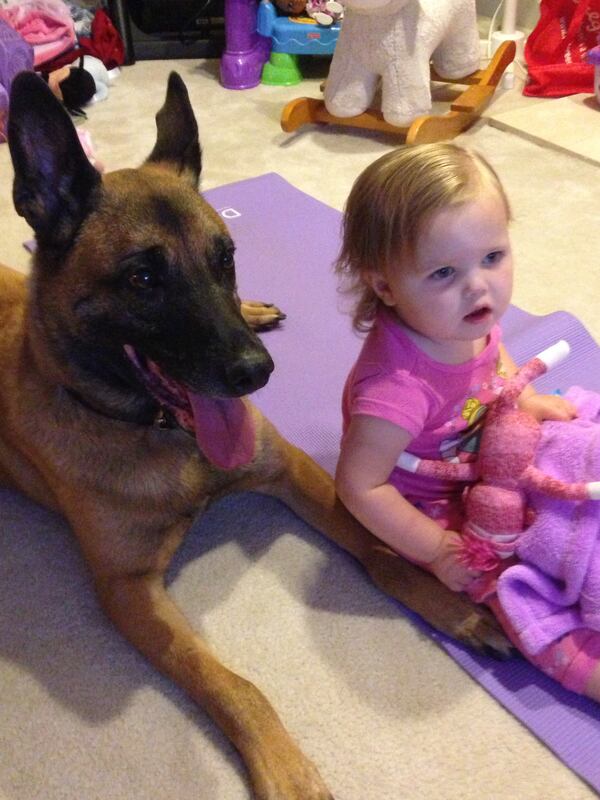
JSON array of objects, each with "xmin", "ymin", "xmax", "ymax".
[{"xmin": 281, "ymin": 40, "xmax": 516, "ymax": 144}]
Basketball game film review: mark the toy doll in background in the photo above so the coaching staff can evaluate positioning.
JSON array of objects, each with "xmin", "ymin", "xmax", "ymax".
[
  {"xmin": 333, "ymin": 142, "xmax": 600, "ymax": 702},
  {"xmin": 41, "ymin": 53, "xmax": 112, "ymax": 117},
  {"xmin": 273, "ymin": 0, "xmax": 344, "ymax": 26},
  {"xmin": 42, "ymin": 56, "xmax": 95, "ymax": 116}
]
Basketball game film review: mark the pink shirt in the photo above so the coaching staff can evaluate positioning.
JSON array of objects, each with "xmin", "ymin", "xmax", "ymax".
[{"xmin": 342, "ymin": 309, "xmax": 508, "ymax": 501}]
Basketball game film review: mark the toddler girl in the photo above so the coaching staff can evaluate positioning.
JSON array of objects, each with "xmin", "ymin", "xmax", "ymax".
[
  {"xmin": 334, "ymin": 142, "xmax": 600, "ymax": 699},
  {"xmin": 335, "ymin": 142, "xmax": 575, "ymax": 592}
]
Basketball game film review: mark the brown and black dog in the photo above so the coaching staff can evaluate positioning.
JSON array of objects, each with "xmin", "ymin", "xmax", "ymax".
[{"xmin": 2, "ymin": 71, "xmax": 507, "ymax": 799}]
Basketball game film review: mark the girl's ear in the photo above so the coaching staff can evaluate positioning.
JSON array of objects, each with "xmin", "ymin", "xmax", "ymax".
[{"xmin": 365, "ymin": 272, "xmax": 395, "ymax": 307}]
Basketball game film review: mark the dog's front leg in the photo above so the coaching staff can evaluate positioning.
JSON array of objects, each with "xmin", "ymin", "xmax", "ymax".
[
  {"xmin": 259, "ymin": 433, "xmax": 513, "ymax": 658},
  {"xmin": 94, "ymin": 570, "xmax": 333, "ymax": 800}
]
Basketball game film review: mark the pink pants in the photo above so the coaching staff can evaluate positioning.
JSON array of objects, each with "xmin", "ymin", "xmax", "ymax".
[
  {"xmin": 416, "ymin": 498, "xmax": 600, "ymax": 695},
  {"xmin": 488, "ymin": 596, "xmax": 600, "ymax": 693}
]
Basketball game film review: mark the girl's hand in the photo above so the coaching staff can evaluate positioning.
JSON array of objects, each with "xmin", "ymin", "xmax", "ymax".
[
  {"xmin": 429, "ymin": 531, "xmax": 481, "ymax": 593},
  {"xmin": 519, "ymin": 393, "xmax": 577, "ymax": 423},
  {"xmin": 500, "ymin": 344, "xmax": 577, "ymax": 423}
]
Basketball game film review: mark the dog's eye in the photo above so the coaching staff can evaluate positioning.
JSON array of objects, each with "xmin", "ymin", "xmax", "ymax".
[
  {"xmin": 221, "ymin": 251, "xmax": 234, "ymax": 270},
  {"xmin": 120, "ymin": 247, "xmax": 167, "ymax": 291},
  {"xmin": 129, "ymin": 268, "xmax": 161, "ymax": 290}
]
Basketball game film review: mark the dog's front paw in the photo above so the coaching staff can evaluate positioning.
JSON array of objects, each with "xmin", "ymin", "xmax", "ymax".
[
  {"xmin": 241, "ymin": 300, "xmax": 286, "ymax": 331},
  {"xmin": 363, "ymin": 544, "xmax": 514, "ymax": 659},
  {"xmin": 248, "ymin": 739, "xmax": 334, "ymax": 800},
  {"xmin": 445, "ymin": 601, "xmax": 515, "ymax": 660}
]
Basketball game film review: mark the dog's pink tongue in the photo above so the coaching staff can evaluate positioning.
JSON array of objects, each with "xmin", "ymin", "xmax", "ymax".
[{"xmin": 188, "ymin": 393, "xmax": 255, "ymax": 470}]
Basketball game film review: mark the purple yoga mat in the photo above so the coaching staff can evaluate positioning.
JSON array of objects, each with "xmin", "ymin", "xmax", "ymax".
[{"xmin": 204, "ymin": 173, "xmax": 600, "ymax": 793}]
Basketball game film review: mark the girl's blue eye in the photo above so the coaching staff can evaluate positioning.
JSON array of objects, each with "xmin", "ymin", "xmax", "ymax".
[
  {"xmin": 430, "ymin": 266, "xmax": 454, "ymax": 281},
  {"xmin": 483, "ymin": 250, "xmax": 503, "ymax": 265}
]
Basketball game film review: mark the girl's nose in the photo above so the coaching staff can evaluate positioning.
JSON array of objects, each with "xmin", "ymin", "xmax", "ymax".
[{"xmin": 464, "ymin": 269, "xmax": 487, "ymax": 297}]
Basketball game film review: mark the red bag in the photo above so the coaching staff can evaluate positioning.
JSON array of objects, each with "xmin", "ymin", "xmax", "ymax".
[
  {"xmin": 524, "ymin": 0, "xmax": 600, "ymax": 96},
  {"xmin": 78, "ymin": 9, "xmax": 124, "ymax": 70}
]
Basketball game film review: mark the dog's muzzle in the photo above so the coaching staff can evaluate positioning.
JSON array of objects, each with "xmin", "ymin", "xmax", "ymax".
[
  {"xmin": 224, "ymin": 349, "xmax": 274, "ymax": 397},
  {"xmin": 123, "ymin": 345, "xmax": 271, "ymax": 471}
]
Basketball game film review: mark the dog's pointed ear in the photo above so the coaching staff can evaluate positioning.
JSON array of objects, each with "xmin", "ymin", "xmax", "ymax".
[
  {"xmin": 145, "ymin": 72, "xmax": 202, "ymax": 187},
  {"xmin": 8, "ymin": 71, "xmax": 102, "ymax": 248}
]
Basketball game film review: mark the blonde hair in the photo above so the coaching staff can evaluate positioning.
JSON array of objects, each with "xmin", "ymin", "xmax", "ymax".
[{"xmin": 334, "ymin": 143, "xmax": 511, "ymax": 332}]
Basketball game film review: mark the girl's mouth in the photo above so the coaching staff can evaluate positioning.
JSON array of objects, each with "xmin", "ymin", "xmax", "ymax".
[{"xmin": 463, "ymin": 306, "xmax": 492, "ymax": 324}]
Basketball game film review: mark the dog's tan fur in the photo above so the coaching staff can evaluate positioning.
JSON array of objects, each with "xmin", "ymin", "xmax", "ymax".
[{"xmin": 2, "ymin": 72, "xmax": 507, "ymax": 799}]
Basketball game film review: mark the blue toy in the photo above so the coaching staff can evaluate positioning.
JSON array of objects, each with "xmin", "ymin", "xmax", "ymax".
[{"xmin": 257, "ymin": 0, "xmax": 341, "ymax": 85}]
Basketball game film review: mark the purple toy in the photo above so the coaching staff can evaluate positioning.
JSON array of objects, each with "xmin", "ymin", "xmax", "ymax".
[
  {"xmin": 496, "ymin": 383, "xmax": 600, "ymax": 654},
  {"xmin": 220, "ymin": 0, "xmax": 270, "ymax": 90},
  {"xmin": 399, "ymin": 340, "xmax": 600, "ymax": 602},
  {"xmin": 0, "ymin": 20, "xmax": 33, "ymax": 142}
]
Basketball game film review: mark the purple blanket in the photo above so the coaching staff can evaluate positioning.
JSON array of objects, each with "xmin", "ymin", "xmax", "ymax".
[
  {"xmin": 497, "ymin": 387, "xmax": 600, "ymax": 654},
  {"xmin": 0, "ymin": 19, "xmax": 33, "ymax": 142}
]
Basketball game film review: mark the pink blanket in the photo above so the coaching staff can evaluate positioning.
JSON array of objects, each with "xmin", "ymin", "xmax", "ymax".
[
  {"xmin": 497, "ymin": 387, "xmax": 600, "ymax": 654},
  {"xmin": 0, "ymin": 0, "xmax": 75, "ymax": 66}
]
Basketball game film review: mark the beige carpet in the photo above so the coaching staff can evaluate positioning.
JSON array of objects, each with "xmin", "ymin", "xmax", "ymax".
[{"xmin": 1, "ymin": 59, "xmax": 599, "ymax": 800}]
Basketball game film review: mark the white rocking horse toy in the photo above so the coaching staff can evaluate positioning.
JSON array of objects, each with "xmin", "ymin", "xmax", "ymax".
[{"xmin": 281, "ymin": 0, "xmax": 516, "ymax": 143}]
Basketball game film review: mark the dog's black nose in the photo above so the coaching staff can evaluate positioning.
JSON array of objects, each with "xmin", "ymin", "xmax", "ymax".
[{"xmin": 225, "ymin": 350, "xmax": 274, "ymax": 396}]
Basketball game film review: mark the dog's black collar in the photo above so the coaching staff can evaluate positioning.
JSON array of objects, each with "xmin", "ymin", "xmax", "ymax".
[{"xmin": 64, "ymin": 387, "xmax": 178, "ymax": 429}]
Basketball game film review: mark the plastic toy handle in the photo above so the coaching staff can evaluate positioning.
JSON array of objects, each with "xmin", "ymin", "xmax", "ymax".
[
  {"xmin": 587, "ymin": 482, "xmax": 600, "ymax": 500},
  {"xmin": 536, "ymin": 340, "xmax": 570, "ymax": 371},
  {"xmin": 397, "ymin": 451, "xmax": 421, "ymax": 473}
]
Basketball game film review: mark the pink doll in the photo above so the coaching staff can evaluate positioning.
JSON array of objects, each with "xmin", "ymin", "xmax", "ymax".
[{"xmin": 398, "ymin": 341, "xmax": 600, "ymax": 599}]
